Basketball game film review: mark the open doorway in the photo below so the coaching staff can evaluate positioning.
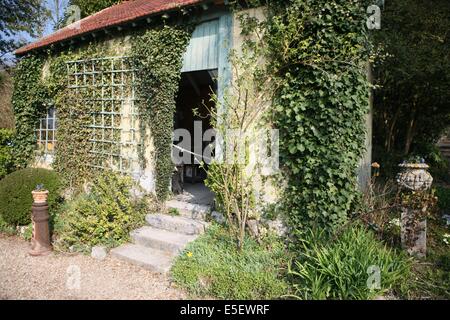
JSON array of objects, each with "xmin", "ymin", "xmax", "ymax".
[{"xmin": 172, "ymin": 69, "xmax": 217, "ymax": 205}]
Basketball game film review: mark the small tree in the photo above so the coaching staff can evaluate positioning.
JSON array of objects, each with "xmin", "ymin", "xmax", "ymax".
[{"xmin": 204, "ymin": 11, "xmax": 276, "ymax": 250}]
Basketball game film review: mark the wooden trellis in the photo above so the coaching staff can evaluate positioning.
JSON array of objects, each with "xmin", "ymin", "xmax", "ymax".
[{"xmin": 66, "ymin": 56, "xmax": 141, "ymax": 174}]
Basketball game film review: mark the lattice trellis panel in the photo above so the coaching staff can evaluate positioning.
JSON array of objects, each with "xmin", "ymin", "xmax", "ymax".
[{"xmin": 66, "ymin": 56, "xmax": 141, "ymax": 174}]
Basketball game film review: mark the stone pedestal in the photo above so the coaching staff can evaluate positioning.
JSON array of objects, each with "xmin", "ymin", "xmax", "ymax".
[
  {"xmin": 400, "ymin": 208, "xmax": 427, "ymax": 258},
  {"xmin": 396, "ymin": 162, "xmax": 432, "ymax": 259},
  {"xmin": 29, "ymin": 202, "xmax": 52, "ymax": 256}
]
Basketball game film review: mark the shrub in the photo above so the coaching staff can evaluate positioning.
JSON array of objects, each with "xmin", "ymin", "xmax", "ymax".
[
  {"xmin": 0, "ymin": 168, "xmax": 63, "ymax": 225},
  {"xmin": 171, "ymin": 224, "xmax": 290, "ymax": 299},
  {"xmin": 0, "ymin": 214, "xmax": 15, "ymax": 235},
  {"xmin": 0, "ymin": 129, "xmax": 14, "ymax": 179},
  {"xmin": 53, "ymin": 171, "xmax": 146, "ymax": 252},
  {"xmin": 434, "ymin": 186, "xmax": 450, "ymax": 213},
  {"xmin": 289, "ymin": 224, "xmax": 412, "ymax": 300}
]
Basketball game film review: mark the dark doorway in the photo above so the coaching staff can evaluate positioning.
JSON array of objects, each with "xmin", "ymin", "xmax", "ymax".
[{"xmin": 173, "ymin": 70, "xmax": 217, "ymax": 195}]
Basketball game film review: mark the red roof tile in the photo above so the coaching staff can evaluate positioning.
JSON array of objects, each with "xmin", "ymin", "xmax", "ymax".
[{"xmin": 16, "ymin": 0, "xmax": 207, "ymax": 55}]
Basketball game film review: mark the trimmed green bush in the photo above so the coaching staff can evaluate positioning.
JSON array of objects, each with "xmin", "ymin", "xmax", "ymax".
[
  {"xmin": 289, "ymin": 224, "xmax": 412, "ymax": 300},
  {"xmin": 0, "ymin": 129, "xmax": 14, "ymax": 179},
  {"xmin": 171, "ymin": 224, "xmax": 290, "ymax": 299},
  {"xmin": 0, "ymin": 168, "xmax": 63, "ymax": 225},
  {"xmin": 53, "ymin": 171, "xmax": 146, "ymax": 252}
]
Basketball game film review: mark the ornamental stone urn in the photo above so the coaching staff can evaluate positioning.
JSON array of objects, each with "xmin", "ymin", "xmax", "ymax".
[
  {"xmin": 396, "ymin": 162, "xmax": 433, "ymax": 258},
  {"xmin": 396, "ymin": 163, "xmax": 433, "ymax": 191}
]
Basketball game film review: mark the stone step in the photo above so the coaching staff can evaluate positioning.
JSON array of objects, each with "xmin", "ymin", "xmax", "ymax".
[
  {"xmin": 131, "ymin": 226, "xmax": 197, "ymax": 254},
  {"xmin": 165, "ymin": 199, "xmax": 211, "ymax": 220},
  {"xmin": 110, "ymin": 244, "xmax": 175, "ymax": 274},
  {"xmin": 146, "ymin": 214, "xmax": 208, "ymax": 235}
]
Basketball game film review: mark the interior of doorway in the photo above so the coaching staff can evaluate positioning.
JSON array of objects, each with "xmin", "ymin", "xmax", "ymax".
[{"xmin": 173, "ymin": 69, "xmax": 217, "ymax": 205}]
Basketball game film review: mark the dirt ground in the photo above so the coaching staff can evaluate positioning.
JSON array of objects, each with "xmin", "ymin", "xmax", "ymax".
[{"xmin": 0, "ymin": 234, "xmax": 186, "ymax": 300}]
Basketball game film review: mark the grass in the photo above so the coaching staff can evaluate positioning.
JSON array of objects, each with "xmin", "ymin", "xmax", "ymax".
[
  {"xmin": 405, "ymin": 210, "xmax": 450, "ymax": 299},
  {"xmin": 171, "ymin": 224, "xmax": 290, "ymax": 300},
  {"xmin": 288, "ymin": 223, "xmax": 412, "ymax": 300}
]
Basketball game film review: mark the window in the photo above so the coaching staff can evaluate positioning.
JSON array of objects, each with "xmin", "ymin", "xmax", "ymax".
[{"xmin": 36, "ymin": 107, "xmax": 57, "ymax": 154}]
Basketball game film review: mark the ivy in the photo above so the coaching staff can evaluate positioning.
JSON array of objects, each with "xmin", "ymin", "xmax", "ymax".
[
  {"xmin": 11, "ymin": 55, "xmax": 50, "ymax": 168},
  {"xmin": 265, "ymin": 0, "xmax": 373, "ymax": 233},
  {"xmin": 12, "ymin": 22, "xmax": 191, "ymax": 199},
  {"xmin": 48, "ymin": 47, "xmax": 101, "ymax": 189},
  {"xmin": 132, "ymin": 25, "xmax": 192, "ymax": 201}
]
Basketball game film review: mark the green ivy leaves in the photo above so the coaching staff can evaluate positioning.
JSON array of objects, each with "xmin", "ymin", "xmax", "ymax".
[
  {"xmin": 132, "ymin": 25, "xmax": 191, "ymax": 201},
  {"xmin": 12, "ymin": 55, "xmax": 49, "ymax": 168},
  {"xmin": 267, "ymin": 0, "xmax": 372, "ymax": 233}
]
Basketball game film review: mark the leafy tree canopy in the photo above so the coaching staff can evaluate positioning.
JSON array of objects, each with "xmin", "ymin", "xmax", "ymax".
[
  {"xmin": 69, "ymin": 0, "xmax": 122, "ymax": 18},
  {"xmin": 0, "ymin": 0, "xmax": 47, "ymax": 66},
  {"xmin": 373, "ymin": 0, "xmax": 450, "ymax": 168}
]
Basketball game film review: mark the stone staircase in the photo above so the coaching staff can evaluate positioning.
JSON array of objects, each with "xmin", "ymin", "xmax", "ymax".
[{"xmin": 111, "ymin": 200, "xmax": 210, "ymax": 273}]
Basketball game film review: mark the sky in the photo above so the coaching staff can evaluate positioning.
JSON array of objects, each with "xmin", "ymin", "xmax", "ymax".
[{"xmin": 3, "ymin": 0, "xmax": 70, "ymax": 65}]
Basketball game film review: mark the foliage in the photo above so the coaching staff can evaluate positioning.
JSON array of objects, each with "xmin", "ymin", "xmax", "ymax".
[
  {"xmin": 0, "ymin": 168, "xmax": 63, "ymax": 225},
  {"xmin": 356, "ymin": 178, "xmax": 399, "ymax": 235},
  {"xmin": 406, "ymin": 215, "xmax": 450, "ymax": 299},
  {"xmin": 0, "ymin": 0, "xmax": 47, "ymax": 66},
  {"xmin": 264, "ymin": 0, "xmax": 372, "ymax": 233},
  {"xmin": 289, "ymin": 224, "xmax": 412, "ymax": 300},
  {"xmin": 372, "ymin": 0, "xmax": 450, "ymax": 163},
  {"xmin": 171, "ymin": 224, "xmax": 290, "ymax": 299},
  {"xmin": 399, "ymin": 190, "xmax": 438, "ymax": 250},
  {"xmin": 11, "ymin": 55, "xmax": 50, "ymax": 168},
  {"xmin": 0, "ymin": 70, "xmax": 14, "ymax": 128},
  {"xmin": 0, "ymin": 128, "xmax": 14, "ymax": 179},
  {"xmin": 53, "ymin": 171, "xmax": 146, "ymax": 251},
  {"xmin": 68, "ymin": 0, "xmax": 122, "ymax": 18},
  {"xmin": 434, "ymin": 186, "xmax": 450, "ymax": 213},
  {"xmin": 0, "ymin": 214, "xmax": 16, "ymax": 235},
  {"xmin": 416, "ymin": 144, "xmax": 450, "ymax": 182},
  {"xmin": 202, "ymin": 10, "xmax": 278, "ymax": 250},
  {"xmin": 47, "ymin": 39, "xmax": 132, "ymax": 189},
  {"xmin": 205, "ymin": 162, "xmax": 254, "ymax": 250},
  {"xmin": 131, "ymin": 25, "xmax": 191, "ymax": 201},
  {"xmin": 49, "ymin": 51, "xmax": 96, "ymax": 189}
]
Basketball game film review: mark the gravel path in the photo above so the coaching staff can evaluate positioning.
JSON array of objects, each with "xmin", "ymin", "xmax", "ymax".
[{"xmin": 0, "ymin": 235, "xmax": 186, "ymax": 300}]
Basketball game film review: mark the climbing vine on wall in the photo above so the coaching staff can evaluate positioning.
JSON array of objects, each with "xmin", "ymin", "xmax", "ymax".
[
  {"xmin": 263, "ymin": 0, "xmax": 373, "ymax": 234},
  {"xmin": 11, "ymin": 55, "xmax": 50, "ymax": 168},
  {"xmin": 132, "ymin": 25, "xmax": 192, "ymax": 201},
  {"xmin": 49, "ymin": 46, "xmax": 106, "ymax": 189}
]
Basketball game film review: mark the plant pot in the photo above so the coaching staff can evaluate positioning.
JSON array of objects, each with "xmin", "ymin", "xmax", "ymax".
[{"xmin": 31, "ymin": 190, "xmax": 49, "ymax": 204}]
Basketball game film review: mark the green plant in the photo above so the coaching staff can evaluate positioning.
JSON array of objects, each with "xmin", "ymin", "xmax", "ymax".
[
  {"xmin": 131, "ymin": 25, "xmax": 191, "ymax": 202},
  {"xmin": 205, "ymin": 162, "xmax": 256, "ymax": 250},
  {"xmin": 372, "ymin": 0, "xmax": 450, "ymax": 158},
  {"xmin": 288, "ymin": 224, "xmax": 412, "ymax": 300},
  {"xmin": 434, "ymin": 186, "xmax": 450, "ymax": 213},
  {"xmin": 11, "ymin": 55, "xmax": 50, "ymax": 168},
  {"xmin": 171, "ymin": 224, "xmax": 290, "ymax": 299},
  {"xmin": 34, "ymin": 183, "xmax": 45, "ymax": 191},
  {"xmin": 0, "ymin": 214, "xmax": 16, "ymax": 235},
  {"xmin": 0, "ymin": 128, "xmax": 15, "ymax": 179},
  {"xmin": 168, "ymin": 208, "xmax": 180, "ymax": 216},
  {"xmin": 53, "ymin": 171, "xmax": 146, "ymax": 251},
  {"xmin": 263, "ymin": 0, "xmax": 372, "ymax": 233},
  {"xmin": 0, "ymin": 168, "xmax": 63, "ymax": 225}
]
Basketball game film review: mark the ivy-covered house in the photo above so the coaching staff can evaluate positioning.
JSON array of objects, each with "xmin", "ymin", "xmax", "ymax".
[{"xmin": 13, "ymin": 0, "xmax": 373, "ymax": 225}]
